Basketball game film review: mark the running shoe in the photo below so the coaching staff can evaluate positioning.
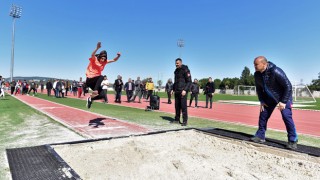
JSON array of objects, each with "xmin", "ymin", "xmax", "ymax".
[
  {"xmin": 250, "ymin": 136, "xmax": 266, "ymax": 143},
  {"xmin": 86, "ymin": 97, "xmax": 92, "ymax": 109},
  {"xmin": 286, "ymin": 141, "xmax": 298, "ymax": 150}
]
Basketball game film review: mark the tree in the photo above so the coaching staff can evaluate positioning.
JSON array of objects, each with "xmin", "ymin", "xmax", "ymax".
[
  {"xmin": 213, "ymin": 79, "xmax": 221, "ymax": 89},
  {"xmin": 198, "ymin": 78, "xmax": 221, "ymax": 89},
  {"xmin": 198, "ymin": 78, "xmax": 208, "ymax": 89},
  {"xmin": 230, "ymin": 78, "xmax": 238, "ymax": 89},
  {"xmin": 239, "ymin": 66, "xmax": 255, "ymax": 86},
  {"xmin": 308, "ymin": 72, "xmax": 320, "ymax": 91},
  {"xmin": 219, "ymin": 80, "xmax": 226, "ymax": 89}
]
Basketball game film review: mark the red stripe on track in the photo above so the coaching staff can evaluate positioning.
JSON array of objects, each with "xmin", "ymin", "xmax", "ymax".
[{"xmin": 13, "ymin": 94, "xmax": 149, "ymax": 138}]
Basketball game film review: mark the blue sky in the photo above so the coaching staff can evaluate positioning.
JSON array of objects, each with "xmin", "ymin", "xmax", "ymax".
[{"xmin": 0, "ymin": 0, "xmax": 319, "ymax": 84}]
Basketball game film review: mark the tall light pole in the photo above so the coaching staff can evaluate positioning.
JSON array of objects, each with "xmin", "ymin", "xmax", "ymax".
[
  {"xmin": 177, "ymin": 39, "xmax": 184, "ymax": 58},
  {"xmin": 9, "ymin": 4, "xmax": 22, "ymax": 82}
]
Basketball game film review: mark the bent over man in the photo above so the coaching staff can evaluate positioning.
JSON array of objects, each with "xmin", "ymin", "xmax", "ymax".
[{"xmin": 251, "ymin": 56, "xmax": 298, "ymax": 150}]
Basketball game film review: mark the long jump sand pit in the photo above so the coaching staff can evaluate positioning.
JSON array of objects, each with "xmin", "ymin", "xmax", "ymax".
[{"xmin": 53, "ymin": 129, "xmax": 320, "ymax": 179}]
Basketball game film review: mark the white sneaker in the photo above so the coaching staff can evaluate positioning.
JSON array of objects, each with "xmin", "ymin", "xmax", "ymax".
[{"xmin": 86, "ymin": 97, "xmax": 92, "ymax": 109}]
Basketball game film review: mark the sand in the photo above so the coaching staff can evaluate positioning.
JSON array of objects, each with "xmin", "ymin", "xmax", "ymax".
[{"xmin": 53, "ymin": 130, "xmax": 320, "ymax": 180}]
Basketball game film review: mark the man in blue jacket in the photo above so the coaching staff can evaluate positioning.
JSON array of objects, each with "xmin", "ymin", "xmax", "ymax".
[{"xmin": 251, "ymin": 56, "xmax": 298, "ymax": 150}]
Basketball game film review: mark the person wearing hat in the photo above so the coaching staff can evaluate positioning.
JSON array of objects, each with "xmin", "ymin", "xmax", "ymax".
[{"xmin": 86, "ymin": 42, "xmax": 121, "ymax": 108}]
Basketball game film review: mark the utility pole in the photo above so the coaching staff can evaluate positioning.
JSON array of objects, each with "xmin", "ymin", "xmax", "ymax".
[
  {"xmin": 177, "ymin": 39, "xmax": 184, "ymax": 58},
  {"xmin": 9, "ymin": 4, "xmax": 22, "ymax": 82}
]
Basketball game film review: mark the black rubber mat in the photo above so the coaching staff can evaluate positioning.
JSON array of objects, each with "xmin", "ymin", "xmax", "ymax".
[
  {"xmin": 199, "ymin": 128, "xmax": 320, "ymax": 157},
  {"xmin": 6, "ymin": 128, "xmax": 319, "ymax": 179},
  {"xmin": 6, "ymin": 145, "xmax": 81, "ymax": 180}
]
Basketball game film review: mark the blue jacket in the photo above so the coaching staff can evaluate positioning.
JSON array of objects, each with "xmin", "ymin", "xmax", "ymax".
[{"xmin": 254, "ymin": 62, "xmax": 292, "ymax": 105}]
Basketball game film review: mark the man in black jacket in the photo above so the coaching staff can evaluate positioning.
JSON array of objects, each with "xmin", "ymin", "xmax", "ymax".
[
  {"xmin": 205, "ymin": 77, "xmax": 215, "ymax": 109},
  {"xmin": 171, "ymin": 58, "xmax": 192, "ymax": 126},
  {"xmin": 46, "ymin": 80, "xmax": 53, "ymax": 96},
  {"xmin": 10, "ymin": 80, "xmax": 16, "ymax": 95},
  {"xmin": 165, "ymin": 78, "xmax": 173, "ymax": 104},
  {"xmin": 189, "ymin": 78, "xmax": 200, "ymax": 108},
  {"xmin": 251, "ymin": 56, "xmax": 298, "ymax": 150},
  {"xmin": 27, "ymin": 80, "xmax": 37, "ymax": 96},
  {"xmin": 114, "ymin": 75, "xmax": 123, "ymax": 103},
  {"xmin": 124, "ymin": 78, "xmax": 135, "ymax": 102}
]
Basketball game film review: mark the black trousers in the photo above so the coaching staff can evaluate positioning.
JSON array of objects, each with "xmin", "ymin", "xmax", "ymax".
[
  {"xmin": 103, "ymin": 89, "xmax": 108, "ymax": 102},
  {"xmin": 11, "ymin": 87, "xmax": 15, "ymax": 95},
  {"xmin": 115, "ymin": 90, "xmax": 122, "ymax": 102},
  {"xmin": 146, "ymin": 90, "xmax": 153, "ymax": 100},
  {"xmin": 126, "ymin": 90, "xmax": 133, "ymax": 102},
  {"xmin": 167, "ymin": 91, "xmax": 172, "ymax": 103},
  {"xmin": 22, "ymin": 87, "xmax": 27, "ymax": 94},
  {"xmin": 206, "ymin": 94, "xmax": 213, "ymax": 108},
  {"xmin": 47, "ymin": 88, "xmax": 52, "ymax": 96},
  {"xmin": 28, "ymin": 88, "xmax": 36, "ymax": 95},
  {"xmin": 86, "ymin": 76, "xmax": 106, "ymax": 101},
  {"xmin": 175, "ymin": 92, "xmax": 188, "ymax": 123},
  {"xmin": 189, "ymin": 93, "xmax": 198, "ymax": 106}
]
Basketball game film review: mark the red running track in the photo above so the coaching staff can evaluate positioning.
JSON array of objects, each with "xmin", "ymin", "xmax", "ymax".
[
  {"xmin": 70, "ymin": 94, "xmax": 320, "ymax": 137},
  {"xmin": 14, "ymin": 94, "xmax": 149, "ymax": 138},
  {"xmin": 71, "ymin": 92, "xmax": 320, "ymax": 137},
  {"xmin": 24, "ymin": 90, "xmax": 320, "ymax": 137}
]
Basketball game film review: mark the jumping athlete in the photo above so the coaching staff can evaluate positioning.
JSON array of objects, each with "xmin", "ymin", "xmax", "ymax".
[{"xmin": 86, "ymin": 42, "xmax": 121, "ymax": 108}]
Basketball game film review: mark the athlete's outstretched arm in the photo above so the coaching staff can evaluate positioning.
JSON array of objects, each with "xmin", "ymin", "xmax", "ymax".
[
  {"xmin": 107, "ymin": 52, "xmax": 121, "ymax": 63},
  {"xmin": 91, "ymin": 42, "xmax": 101, "ymax": 58}
]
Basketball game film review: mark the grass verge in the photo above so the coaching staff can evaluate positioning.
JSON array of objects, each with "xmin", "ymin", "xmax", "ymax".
[{"xmin": 0, "ymin": 94, "xmax": 83, "ymax": 179}]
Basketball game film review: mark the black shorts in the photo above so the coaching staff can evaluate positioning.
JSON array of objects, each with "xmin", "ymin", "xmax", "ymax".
[{"xmin": 86, "ymin": 76, "xmax": 104, "ymax": 91}]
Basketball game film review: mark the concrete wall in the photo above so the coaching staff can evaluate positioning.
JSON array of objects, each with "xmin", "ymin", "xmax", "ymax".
[{"xmin": 313, "ymin": 91, "xmax": 320, "ymax": 98}]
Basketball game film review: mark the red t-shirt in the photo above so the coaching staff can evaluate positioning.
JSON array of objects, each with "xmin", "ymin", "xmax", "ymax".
[{"xmin": 86, "ymin": 56, "xmax": 108, "ymax": 78}]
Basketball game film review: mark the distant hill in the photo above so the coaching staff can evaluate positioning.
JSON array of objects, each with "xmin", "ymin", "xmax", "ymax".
[{"xmin": 4, "ymin": 76, "xmax": 57, "ymax": 82}]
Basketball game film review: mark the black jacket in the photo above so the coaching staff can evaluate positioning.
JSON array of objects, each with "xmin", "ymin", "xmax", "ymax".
[
  {"xmin": 254, "ymin": 61, "xmax": 292, "ymax": 105},
  {"xmin": 205, "ymin": 82, "xmax": 215, "ymax": 94},
  {"xmin": 173, "ymin": 65, "xmax": 192, "ymax": 92},
  {"xmin": 190, "ymin": 82, "xmax": 200, "ymax": 94},
  {"xmin": 46, "ymin": 82, "xmax": 53, "ymax": 89},
  {"xmin": 165, "ymin": 82, "xmax": 173, "ymax": 92},
  {"xmin": 124, "ymin": 82, "xmax": 135, "ymax": 91},
  {"xmin": 114, "ymin": 79, "xmax": 123, "ymax": 91}
]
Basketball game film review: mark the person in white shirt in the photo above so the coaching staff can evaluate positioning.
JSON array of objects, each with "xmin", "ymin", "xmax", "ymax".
[
  {"xmin": 53, "ymin": 79, "xmax": 58, "ymax": 97},
  {"xmin": 0, "ymin": 82, "xmax": 5, "ymax": 98},
  {"xmin": 101, "ymin": 75, "xmax": 109, "ymax": 103}
]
